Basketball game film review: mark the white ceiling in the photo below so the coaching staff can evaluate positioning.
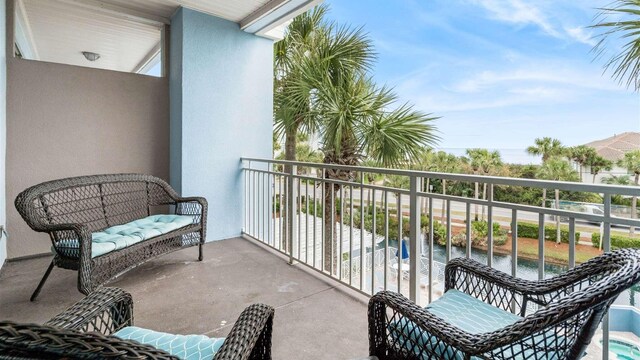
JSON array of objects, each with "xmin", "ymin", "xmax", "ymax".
[
  {"xmin": 18, "ymin": 0, "xmax": 162, "ymax": 73},
  {"xmin": 15, "ymin": 0, "xmax": 305, "ymax": 74},
  {"xmin": 103, "ymin": 0, "xmax": 275, "ymax": 23}
]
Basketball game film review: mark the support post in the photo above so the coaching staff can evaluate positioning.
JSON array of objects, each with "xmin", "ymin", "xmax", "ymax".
[
  {"xmin": 409, "ymin": 176, "xmax": 421, "ymax": 304},
  {"xmin": 287, "ymin": 165, "xmax": 297, "ymax": 265}
]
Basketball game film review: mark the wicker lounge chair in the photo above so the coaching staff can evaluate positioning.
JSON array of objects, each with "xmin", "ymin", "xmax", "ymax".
[
  {"xmin": 15, "ymin": 174, "xmax": 207, "ymax": 300},
  {"xmin": 0, "ymin": 287, "xmax": 274, "ymax": 359},
  {"xmin": 368, "ymin": 249, "xmax": 640, "ymax": 360}
]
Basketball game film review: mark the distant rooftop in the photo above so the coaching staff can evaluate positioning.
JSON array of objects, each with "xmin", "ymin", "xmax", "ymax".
[{"xmin": 584, "ymin": 132, "xmax": 640, "ymax": 162}]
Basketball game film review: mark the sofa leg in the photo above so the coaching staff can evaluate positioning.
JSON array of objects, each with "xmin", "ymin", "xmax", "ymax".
[
  {"xmin": 31, "ymin": 260, "xmax": 55, "ymax": 302},
  {"xmin": 198, "ymin": 243, "xmax": 203, "ymax": 261}
]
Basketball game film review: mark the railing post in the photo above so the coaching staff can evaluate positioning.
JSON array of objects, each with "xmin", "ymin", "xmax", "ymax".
[
  {"xmin": 602, "ymin": 193, "xmax": 612, "ymax": 360},
  {"xmin": 487, "ymin": 184, "xmax": 494, "ymax": 268},
  {"xmin": 287, "ymin": 165, "xmax": 297, "ymax": 265},
  {"xmin": 409, "ymin": 175, "xmax": 421, "ymax": 304}
]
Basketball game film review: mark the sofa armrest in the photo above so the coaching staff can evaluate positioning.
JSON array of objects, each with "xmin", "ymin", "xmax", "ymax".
[
  {"xmin": 176, "ymin": 196, "xmax": 207, "ymax": 216},
  {"xmin": 214, "ymin": 303, "xmax": 275, "ymax": 360},
  {"xmin": 45, "ymin": 287, "xmax": 133, "ymax": 335},
  {"xmin": 176, "ymin": 197, "xmax": 208, "ymax": 238}
]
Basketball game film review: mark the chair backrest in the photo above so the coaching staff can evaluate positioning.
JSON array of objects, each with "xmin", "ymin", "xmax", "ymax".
[
  {"xmin": 15, "ymin": 174, "xmax": 178, "ymax": 234},
  {"xmin": 0, "ymin": 321, "xmax": 178, "ymax": 359},
  {"xmin": 525, "ymin": 249, "xmax": 640, "ymax": 359}
]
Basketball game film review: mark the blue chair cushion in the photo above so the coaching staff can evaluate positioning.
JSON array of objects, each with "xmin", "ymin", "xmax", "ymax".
[
  {"xmin": 53, "ymin": 214, "xmax": 195, "ymax": 258},
  {"xmin": 114, "ymin": 326, "xmax": 225, "ymax": 360},
  {"xmin": 389, "ymin": 290, "xmax": 525, "ymax": 359}
]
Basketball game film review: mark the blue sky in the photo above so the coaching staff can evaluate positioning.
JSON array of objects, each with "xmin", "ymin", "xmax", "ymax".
[{"xmin": 326, "ymin": 0, "xmax": 640, "ymax": 156}]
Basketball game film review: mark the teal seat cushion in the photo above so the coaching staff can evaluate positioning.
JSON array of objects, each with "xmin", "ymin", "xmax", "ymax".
[
  {"xmin": 53, "ymin": 214, "xmax": 194, "ymax": 258},
  {"xmin": 425, "ymin": 289, "xmax": 521, "ymax": 334},
  {"xmin": 114, "ymin": 326, "xmax": 224, "ymax": 360},
  {"xmin": 389, "ymin": 290, "xmax": 524, "ymax": 359}
]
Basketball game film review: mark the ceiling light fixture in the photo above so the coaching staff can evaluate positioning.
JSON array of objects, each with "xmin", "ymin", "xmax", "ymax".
[{"xmin": 82, "ymin": 51, "xmax": 100, "ymax": 62}]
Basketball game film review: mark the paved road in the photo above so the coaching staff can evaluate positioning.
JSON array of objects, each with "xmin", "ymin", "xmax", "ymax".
[{"xmin": 269, "ymin": 180, "xmax": 633, "ymax": 239}]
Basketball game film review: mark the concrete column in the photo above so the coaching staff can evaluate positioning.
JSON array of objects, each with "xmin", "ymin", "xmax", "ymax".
[
  {"xmin": 170, "ymin": 7, "xmax": 273, "ymax": 242},
  {"xmin": 0, "ymin": 0, "xmax": 7, "ymax": 267}
]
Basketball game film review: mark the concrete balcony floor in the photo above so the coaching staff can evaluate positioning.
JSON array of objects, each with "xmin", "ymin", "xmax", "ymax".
[{"xmin": 0, "ymin": 238, "xmax": 369, "ymax": 359}]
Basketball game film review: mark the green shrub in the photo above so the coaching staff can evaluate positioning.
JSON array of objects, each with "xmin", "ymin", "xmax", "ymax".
[
  {"xmin": 470, "ymin": 221, "xmax": 507, "ymax": 246},
  {"xmin": 591, "ymin": 233, "xmax": 640, "ymax": 249},
  {"xmin": 516, "ymin": 223, "xmax": 580, "ymax": 243}
]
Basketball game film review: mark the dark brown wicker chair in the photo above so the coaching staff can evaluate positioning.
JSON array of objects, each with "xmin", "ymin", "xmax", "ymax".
[
  {"xmin": 14, "ymin": 174, "xmax": 207, "ymax": 300},
  {"xmin": 368, "ymin": 249, "xmax": 640, "ymax": 360},
  {"xmin": 0, "ymin": 287, "xmax": 274, "ymax": 359}
]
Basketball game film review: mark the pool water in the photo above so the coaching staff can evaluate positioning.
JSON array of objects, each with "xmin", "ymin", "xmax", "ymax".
[{"xmin": 602, "ymin": 339, "xmax": 640, "ymax": 360}]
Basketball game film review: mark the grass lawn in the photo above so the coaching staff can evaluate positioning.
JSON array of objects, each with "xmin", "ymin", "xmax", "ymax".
[{"xmin": 496, "ymin": 237, "xmax": 601, "ymax": 265}]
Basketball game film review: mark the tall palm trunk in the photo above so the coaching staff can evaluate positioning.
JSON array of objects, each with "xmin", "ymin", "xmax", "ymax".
[
  {"xmin": 541, "ymin": 188, "xmax": 547, "ymax": 208},
  {"xmin": 282, "ymin": 129, "xmax": 298, "ymax": 253},
  {"xmin": 555, "ymin": 189, "xmax": 561, "ymax": 244},
  {"xmin": 323, "ymin": 182, "xmax": 338, "ymax": 274},
  {"xmin": 578, "ymin": 164, "xmax": 583, "ymax": 182}
]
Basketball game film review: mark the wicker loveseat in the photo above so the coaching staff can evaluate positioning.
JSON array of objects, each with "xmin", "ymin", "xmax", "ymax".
[
  {"xmin": 0, "ymin": 287, "xmax": 274, "ymax": 359},
  {"xmin": 368, "ymin": 249, "xmax": 640, "ymax": 360},
  {"xmin": 15, "ymin": 174, "xmax": 207, "ymax": 300}
]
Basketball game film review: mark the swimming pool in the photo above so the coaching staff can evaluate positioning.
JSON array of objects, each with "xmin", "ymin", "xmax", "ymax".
[{"xmin": 601, "ymin": 339, "xmax": 640, "ymax": 360}]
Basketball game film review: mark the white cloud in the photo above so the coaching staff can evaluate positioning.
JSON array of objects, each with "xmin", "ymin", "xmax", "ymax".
[
  {"xmin": 394, "ymin": 60, "xmax": 624, "ymax": 114},
  {"xmin": 565, "ymin": 26, "xmax": 597, "ymax": 46},
  {"xmin": 470, "ymin": 0, "xmax": 559, "ymax": 36},
  {"xmin": 469, "ymin": 0, "xmax": 596, "ymax": 46}
]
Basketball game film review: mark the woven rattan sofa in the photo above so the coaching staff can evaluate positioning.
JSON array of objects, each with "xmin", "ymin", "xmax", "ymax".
[
  {"xmin": 0, "ymin": 287, "xmax": 274, "ymax": 359},
  {"xmin": 15, "ymin": 174, "xmax": 207, "ymax": 300},
  {"xmin": 368, "ymin": 249, "xmax": 640, "ymax": 360}
]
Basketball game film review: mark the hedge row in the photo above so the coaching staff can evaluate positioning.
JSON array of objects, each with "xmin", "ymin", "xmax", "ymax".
[
  {"xmin": 591, "ymin": 233, "xmax": 640, "ymax": 249},
  {"xmin": 516, "ymin": 223, "xmax": 580, "ymax": 243}
]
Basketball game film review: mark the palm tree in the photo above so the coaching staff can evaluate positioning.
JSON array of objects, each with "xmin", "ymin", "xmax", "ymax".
[
  {"xmin": 413, "ymin": 148, "xmax": 436, "ymax": 215},
  {"xmin": 602, "ymin": 174, "xmax": 633, "ymax": 185},
  {"xmin": 617, "ymin": 150, "xmax": 640, "ymax": 236},
  {"xmin": 527, "ymin": 137, "xmax": 565, "ymax": 162},
  {"xmin": 274, "ymin": 5, "xmax": 374, "ymax": 252},
  {"xmin": 585, "ymin": 154, "xmax": 613, "ymax": 184},
  {"xmin": 465, "ymin": 149, "xmax": 502, "ymax": 220},
  {"xmin": 277, "ymin": 6, "xmax": 440, "ymax": 274},
  {"xmin": 602, "ymin": 174, "xmax": 633, "ymax": 205},
  {"xmin": 566, "ymin": 145, "xmax": 597, "ymax": 182},
  {"xmin": 430, "ymin": 152, "xmax": 461, "ymax": 221},
  {"xmin": 316, "ymin": 73, "xmax": 439, "ymax": 273},
  {"xmin": 536, "ymin": 157, "xmax": 580, "ymax": 243},
  {"xmin": 591, "ymin": 0, "xmax": 640, "ymax": 91},
  {"xmin": 274, "ymin": 4, "xmax": 374, "ymax": 165}
]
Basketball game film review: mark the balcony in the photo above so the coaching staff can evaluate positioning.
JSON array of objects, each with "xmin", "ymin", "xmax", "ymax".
[
  {"xmin": 242, "ymin": 158, "xmax": 640, "ymax": 359},
  {"xmin": 0, "ymin": 157, "xmax": 638, "ymax": 359}
]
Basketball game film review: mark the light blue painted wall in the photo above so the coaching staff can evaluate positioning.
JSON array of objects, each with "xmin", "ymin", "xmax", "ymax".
[
  {"xmin": 610, "ymin": 306, "xmax": 640, "ymax": 336},
  {"xmin": 0, "ymin": 0, "xmax": 7, "ymax": 268},
  {"xmin": 170, "ymin": 8, "xmax": 273, "ymax": 241}
]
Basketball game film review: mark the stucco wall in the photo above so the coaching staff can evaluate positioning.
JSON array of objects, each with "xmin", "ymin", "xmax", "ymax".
[
  {"xmin": 170, "ymin": 8, "xmax": 273, "ymax": 242},
  {"xmin": 6, "ymin": 59, "xmax": 170, "ymax": 258},
  {"xmin": 5, "ymin": 8, "xmax": 170, "ymax": 260},
  {"xmin": 0, "ymin": 0, "xmax": 7, "ymax": 267}
]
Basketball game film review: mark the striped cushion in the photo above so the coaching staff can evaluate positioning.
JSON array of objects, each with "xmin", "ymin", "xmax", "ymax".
[
  {"xmin": 114, "ymin": 326, "xmax": 225, "ymax": 360},
  {"xmin": 53, "ymin": 214, "xmax": 194, "ymax": 258}
]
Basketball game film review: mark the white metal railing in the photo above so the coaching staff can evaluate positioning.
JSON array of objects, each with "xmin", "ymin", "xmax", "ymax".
[{"xmin": 241, "ymin": 157, "xmax": 640, "ymax": 359}]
